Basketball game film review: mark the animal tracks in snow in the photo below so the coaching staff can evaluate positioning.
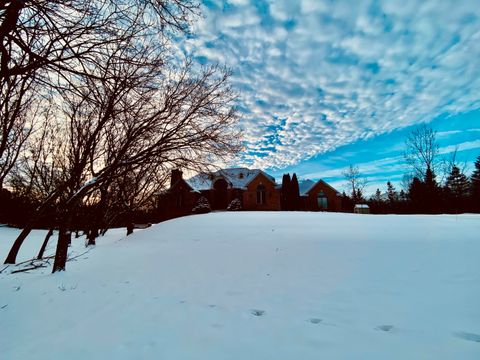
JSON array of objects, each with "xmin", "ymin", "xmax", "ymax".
[
  {"xmin": 202, "ymin": 303, "xmax": 478, "ymax": 342},
  {"xmin": 250, "ymin": 309, "xmax": 266, "ymax": 317},
  {"xmin": 376, "ymin": 324, "xmax": 394, "ymax": 332}
]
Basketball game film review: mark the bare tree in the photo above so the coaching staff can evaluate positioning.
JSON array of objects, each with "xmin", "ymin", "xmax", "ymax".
[
  {"xmin": 0, "ymin": 0, "xmax": 200, "ymax": 188},
  {"xmin": 0, "ymin": 72, "xmax": 38, "ymax": 189},
  {"xmin": 404, "ymin": 124, "xmax": 439, "ymax": 177},
  {"xmin": 3, "ymin": 1, "xmax": 242, "ymax": 271},
  {"xmin": 343, "ymin": 164, "xmax": 367, "ymax": 203}
]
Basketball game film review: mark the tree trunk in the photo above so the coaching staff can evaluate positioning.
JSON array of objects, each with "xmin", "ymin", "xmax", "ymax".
[
  {"xmin": 52, "ymin": 209, "xmax": 73, "ymax": 273},
  {"xmin": 4, "ymin": 188, "xmax": 63, "ymax": 264},
  {"xmin": 52, "ymin": 224, "xmax": 69, "ymax": 273},
  {"xmin": 4, "ymin": 225, "xmax": 33, "ymax": 264},
  {"xmin": 37, "ymin": 228, "xmax": 54, "ymax": 260},
  {"xmin": 86, "ymin": 227, "xmax": 98, "ymax": 246},
  {"xmin": 127, "ymin": 223, "xmax": 134, "ymax": 236}
]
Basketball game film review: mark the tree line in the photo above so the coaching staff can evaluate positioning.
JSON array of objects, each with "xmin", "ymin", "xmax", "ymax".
[
  {"xmin": 0, "ymin": 1, "xmax": 240, "ymax": 272},
  {"xmin": 342, "ymin": 125, "xmax": 480, "ymax": 214}
]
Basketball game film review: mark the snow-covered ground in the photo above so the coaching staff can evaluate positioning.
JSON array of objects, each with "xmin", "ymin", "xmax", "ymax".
[{"xmin": 1, "ymin": 212, "xmax": 480, "ymax": 359}]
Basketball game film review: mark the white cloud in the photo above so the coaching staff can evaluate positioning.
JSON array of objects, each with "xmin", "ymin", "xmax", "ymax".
[{"xmin": 186, "ymin": 0, "xmax": 480, "ymax": 169}]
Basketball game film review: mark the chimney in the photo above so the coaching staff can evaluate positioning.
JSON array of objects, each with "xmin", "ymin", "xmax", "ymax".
[{"xmin": 171, "ymin": 169, "xmax": 183, "ymax": 187}]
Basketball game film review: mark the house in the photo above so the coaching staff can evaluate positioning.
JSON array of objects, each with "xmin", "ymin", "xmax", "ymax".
[
  {"xmin": 299, "ymin": 179, "xmax": 342, "ymax": 212},
  {"xmin": 157, "ymin": 168, "xmax": 342, "ymax": 218},
  {"xmin": 186, "ymin": 168, "xmax": 281, "ymax": 211}
]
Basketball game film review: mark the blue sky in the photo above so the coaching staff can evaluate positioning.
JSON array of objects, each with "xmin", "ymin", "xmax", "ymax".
[{"xmin": 182, "ymin": 0, "xmax": 480, "ymax": 194}]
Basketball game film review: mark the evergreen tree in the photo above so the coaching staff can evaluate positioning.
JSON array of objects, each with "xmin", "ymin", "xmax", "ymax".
[
  {"xmin": 354, "ymin": 188, "xmax": 364, "ymax": 203},
  {"xmin": 341, "ymin": 191, "xmax": 354, "ymax": 212},
  {"xmin": 471, "ymin": 155, "xmax": 480, "ymax": 212},
  {"xmin": 386, "ymin": 181, "xmax": 397, "ymax": 204},
  {"xmin": 281, "ymin": 174, "xmax": 291, "ymax": 210},
  {"xmin": 445, "ymin": 165, "xmax": 469, "ymax": 213},
  {"xmin": 192, "ymin": 196, "xmax": 211, "ymax": 214},
  {"xmin": 424, "ymin": 166, "xmax": 441, "ymax": 213},
  {"xmin": 397, "ymin": 189, "xmax": 407, "ymax": 213},
  {"xmin": 227, "ymin": 198, "xmax": 242, "ymax": 211},
  {"xmin": 369, "ymin": 188, "xmax": 385, "ymax": 214},
  {"xmin": 291, "ymin": 173, "xmax": 300, "ymax": 210},
  {"xmin": 408, "ymin": 176, "xmax": 425, "ymax": 213}
]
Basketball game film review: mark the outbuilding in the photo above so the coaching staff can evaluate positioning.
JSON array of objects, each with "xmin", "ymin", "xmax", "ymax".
[{"xmin": 354, "ymin": 204, "xmax": 370, "ymax": 214}]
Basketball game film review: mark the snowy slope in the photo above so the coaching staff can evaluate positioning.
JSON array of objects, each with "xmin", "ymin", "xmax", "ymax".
[{"xmin": 1, "ymin": 213, "xmax": 480, "ymax": 359}]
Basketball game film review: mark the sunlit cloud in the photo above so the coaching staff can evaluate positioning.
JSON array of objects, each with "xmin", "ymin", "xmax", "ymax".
[{"xmin": 183, "ymin": 0, "xmax": 480, "ymax": 169}]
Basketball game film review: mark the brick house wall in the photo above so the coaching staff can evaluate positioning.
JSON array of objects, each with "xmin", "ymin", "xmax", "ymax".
[
  {"xmin": 305, "ymin": 180, "xmax": 342, "ymax": 212},
  {"xmin": 242, "ymin": 173, "xmax": 281, "ymax": 211},
  {"xmin": 157, "ymin": 179, "xmax": 198, "ymax": 220}
]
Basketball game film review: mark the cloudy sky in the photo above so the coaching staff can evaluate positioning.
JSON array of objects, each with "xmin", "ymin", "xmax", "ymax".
[{"xmin": 182, "ymin": 0, "xmax": 480, "ymax": 194}]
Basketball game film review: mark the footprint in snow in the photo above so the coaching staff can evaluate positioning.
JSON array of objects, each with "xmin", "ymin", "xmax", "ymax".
[
  {"xmin": 376, "ymin": 325, "xmax": 394, "ymax": 332},
  {"xmin": 309, "ymin": 318, "xmax": 322, "ymax": 324},
  {"xmin": 454, "ymin": 331, "xmax": 480, "ymax": 343},
  {"xmin": 250, "ymin": 309, "xmax": 265, "ymax": 317},
  {"xmin": 208, "ymin": 304, "xmax": 217, "ymax": 308}
]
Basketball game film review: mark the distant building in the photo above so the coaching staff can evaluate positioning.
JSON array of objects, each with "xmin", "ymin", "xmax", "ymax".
[
  {"xmin": 354, "ymin": 204, "xmax": 370, "ymax": 214},
  {"xmin": 299, "ymin": 179, "xmax": 342, "ymax": 212},
  {"xmin": 157, "ymin": 168, "xmax": 342, "ymax": 218}
]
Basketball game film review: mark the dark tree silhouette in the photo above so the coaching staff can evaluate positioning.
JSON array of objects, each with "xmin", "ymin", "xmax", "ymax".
[
  {"xmin": 423, "ymin": 167, "xmax": 441, "ymax": 213},
  {"xmin": 343, "ymin": 165, "xmax": 367, "ymax": 204},
  {"xmin": 444, "ymin": 165, "xmax": 469, "ymax": 213},
  {"xmin": 404, "ymin": 124, "xmax": 439, "ymax": 178},
  {"xmin": 281, "ymin": 174, "xmax": 291, "ymax": 210},
  {"xmin": 471, "ymin": 155, "xmax": 480, "ymax": 212},
  {"xmin": 408, "ymin": 176, "xmax": 425, "ymax": 213},
  {"xmin": 291, "ymin": 173, "xmax": 300, "ymax": 210},
  {"xmin": 3, "ymin": 1, "xmax": 241, "ymax": 272}
]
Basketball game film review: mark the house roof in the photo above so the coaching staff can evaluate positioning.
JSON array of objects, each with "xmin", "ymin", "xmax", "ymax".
[
  {"xmin": 186, "ymin": 168, "xmax": 275, "ymax": 191},
  {"xmin": 301, "ymin": 179, "xmax": 341, "ymax": 196},
  {"xmin": 298, "ymin": 179, "xmax": 316, "ymax": 196},
  {"xmin": 354, "ymin": 204, "xmax": 370, "ymax": 208}
]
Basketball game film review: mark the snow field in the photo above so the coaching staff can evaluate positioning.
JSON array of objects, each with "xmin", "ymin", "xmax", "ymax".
[{"xmin": 1, "ymin": 212, "xmax": 479, "ymax": 359}]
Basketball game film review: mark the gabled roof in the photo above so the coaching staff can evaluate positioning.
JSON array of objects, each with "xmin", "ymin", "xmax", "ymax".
[
  {"xmin": 302, "ymin": 179, "xmax": 341, "ymax": 196},
  {"xmin": 298, "ymin": 179, "xmax": 316, "ymax": 196},
  {"xmin": 186, "ymin": 168, "xmax": 275, "ymax": 191},
  {"xmin": 170, "ymin": 178, "xmax": 193, "ymax": 192}
]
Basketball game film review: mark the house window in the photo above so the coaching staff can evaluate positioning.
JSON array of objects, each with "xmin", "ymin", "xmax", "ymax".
[
  {"xmin": 317, "ymin": 191, "xmax": 328, "ymax": 210},
  {"xmin": 256, "ymin": 184, "xmax": 266, "ymax": 204}
]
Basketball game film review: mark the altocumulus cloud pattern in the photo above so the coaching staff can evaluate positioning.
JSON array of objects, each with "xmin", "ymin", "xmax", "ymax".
[{"xmin": 181, "ymin": 0, "xmax": 480, "ymax": 169}]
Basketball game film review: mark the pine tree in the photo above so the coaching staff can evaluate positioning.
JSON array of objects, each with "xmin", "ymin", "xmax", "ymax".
[
  {"xmin": 386, "ymin": 181, "xmax": 397, "ymax": 204},
  {"xmin": 370, "ymin": 188, "xmax": 385, "ymax": 214},
  {"xmin": 354, "ymin": 188, "xmax": 364, "ymax": 203},
  {"xmin": 291, "ymin": 173, "xmax": 300, "ymax": 210},
  {"xmin": 446, "ymin": 166, "xmax": 469, "ymax": 198},
  {"xmin": 445, "ymin": 165, "xmax": 469, "ymax": 213},
  {"xmin": 471, "ymin": 155, "xmax": 480, "ymax": 211},
  {"xmin": 424, "ymin": 166, "xmax": 440, "ymax": 213},
  {"xmin": 281, "ymin": 174, "xmax": 291, "ymax": 210},
  {"xmin": 408, "ymin": 176, "xmax": 425, "ymax": 213},
  {"xmin": 341, "ymin": 191, "xmax": 353, "ymax": 212}
]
